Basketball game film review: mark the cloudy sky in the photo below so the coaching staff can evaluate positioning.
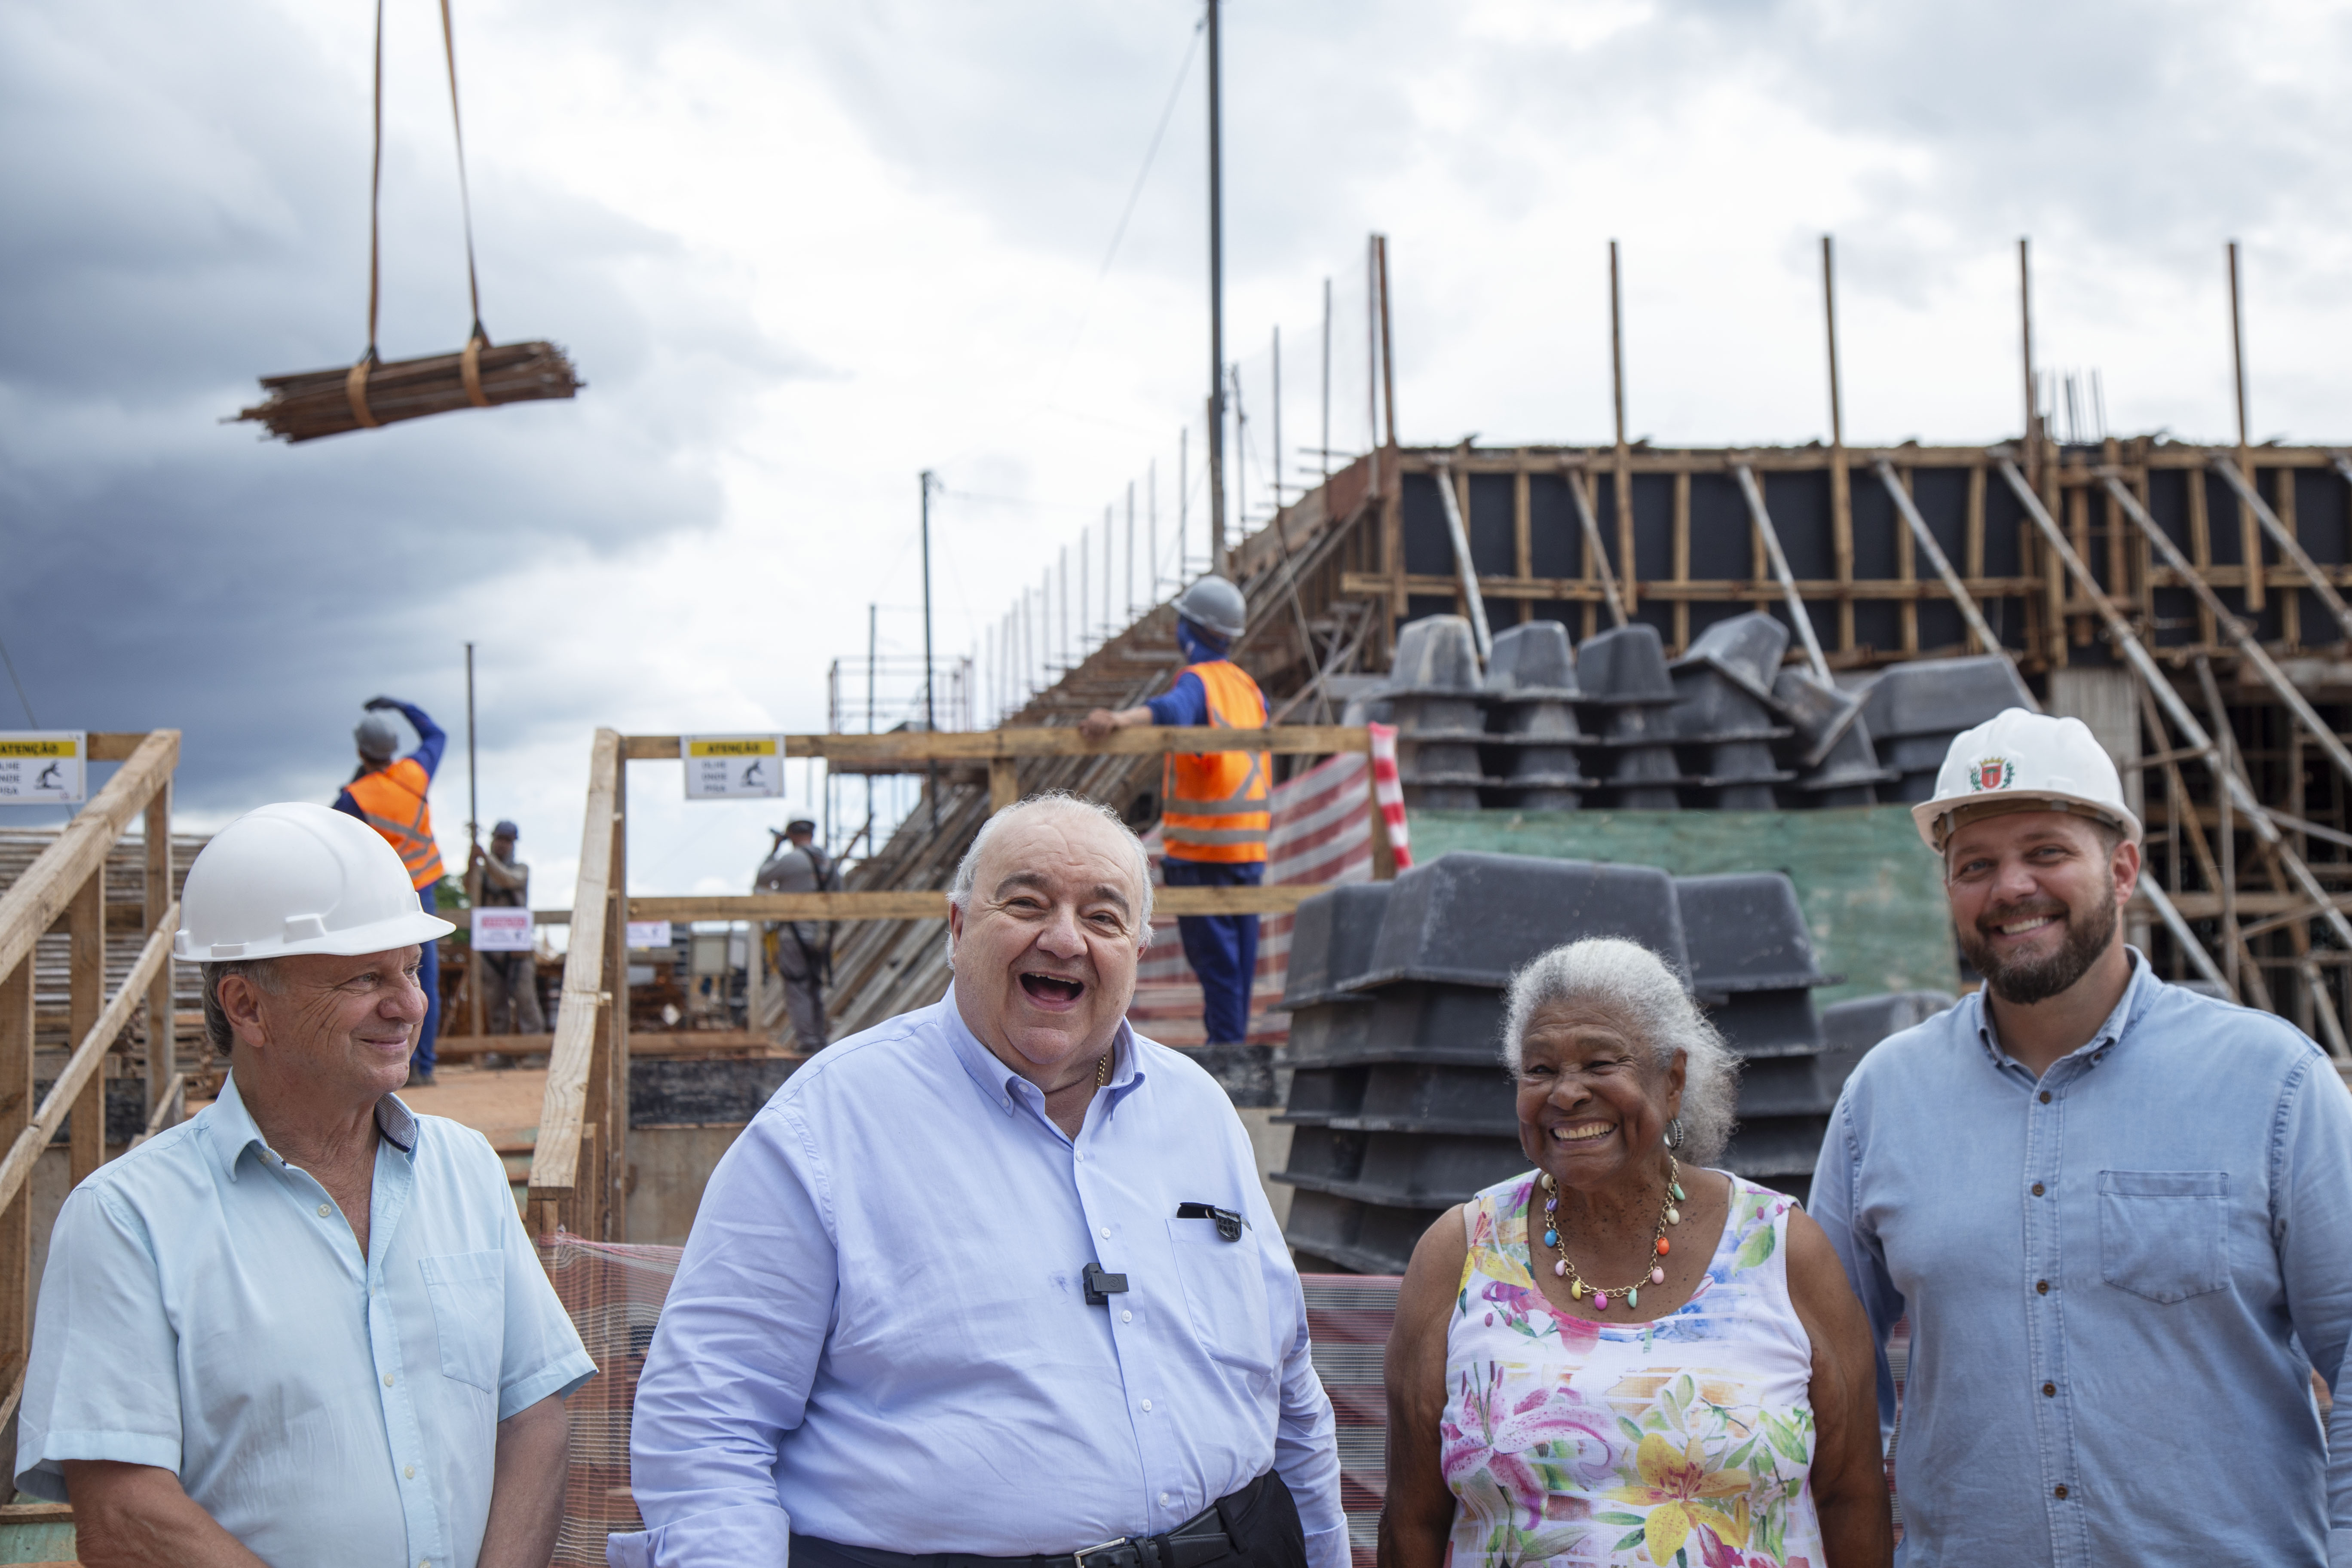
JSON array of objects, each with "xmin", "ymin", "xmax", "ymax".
[{"xmin": 4, "ymin": 0, "xmax": 2347, "ymax": 907}]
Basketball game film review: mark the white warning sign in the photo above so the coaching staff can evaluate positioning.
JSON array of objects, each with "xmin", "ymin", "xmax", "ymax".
[
  {"xmin": 470, "ymin": 907, "xmax": 535, "ymax": 952},
  {"xmin": 681, "ymin": 735, "xmax": 786, "ymax": 799},
  {"xmin": 0, "ymin": 732, "xmax": 86, "ymax": 805}
]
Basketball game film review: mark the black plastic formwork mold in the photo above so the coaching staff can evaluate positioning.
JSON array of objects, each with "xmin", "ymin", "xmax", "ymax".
[
  {"xmin": 1356, "ymin": 853, "xmax": 1690, "ymax": 989},
  {"xmin": 1859, "ymin": 655, "xmax": 2035, "ymax": 804},
  {"xmin": 1385, "ymin": 615, "xmax": 1490, "ymax": 809},
  {"xmin": 1816, "ymin": 989, "xmax": 1955, "ymax": 1094},
  {"xmin": 1576, "ymin": 623, "xmax": 1688, "ymax": 809},
  {"xmin": 1280, "ymin": 883, "xmax": 1395, "ymax": 1008},
  {"xmin": 1770, "ymin": 668, "xmax": 1896, "ymax": 807},
  {"xmin": 1666, "ymin": 614, "xmax": 1795, "ymax": 808},
  {"xmin": 1482, "ymin": 621, "xmax": 1586, "ymax": 809}
]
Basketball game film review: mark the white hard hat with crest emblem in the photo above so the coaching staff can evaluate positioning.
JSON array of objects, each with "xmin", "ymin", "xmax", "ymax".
[{"xmin": 1912, "ymin": 707, "xmax": 2142, "ymax": 853}]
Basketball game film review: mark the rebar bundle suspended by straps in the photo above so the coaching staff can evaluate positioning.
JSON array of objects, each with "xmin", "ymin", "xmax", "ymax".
[{"xmin": 235, "ymin": 0, "xmax": 580, "ymax": 442}]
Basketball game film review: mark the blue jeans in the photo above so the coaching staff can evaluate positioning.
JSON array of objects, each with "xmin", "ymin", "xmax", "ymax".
[
  {"xmin": 414, "ymin": 885, "xmax": 441, "ymax": 1076},
  {"xmin": 1161, "ymin": 859, "xmax": 1262, "ymax": 1044}
]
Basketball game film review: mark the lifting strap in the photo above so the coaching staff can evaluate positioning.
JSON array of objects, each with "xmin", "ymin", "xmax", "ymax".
[{"xmin": 350, "ymin": 0, "xmax": 492, "ymax": 429}]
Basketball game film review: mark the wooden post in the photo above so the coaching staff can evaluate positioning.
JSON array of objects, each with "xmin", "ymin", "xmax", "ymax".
[
  {"xmin": 0, "ymin": 953, "xmax": 32, "ymax": 1460},
  {"xmin": 143, "ymin": 784, "xmax": 174, "ymax": 1130},
  {"xmin": 606, "ymin": 755, "xmax": 629, "ymax": 1240},
  {"xmin": 1609, "ymin": 242, "xmax": 1637, "ymax": 613},
  {"xmin": 1823, "ymin": 236, "xmax": 1854, "ymax": 652},
  {"xmin": 1895, "ymin": 463, "xmax": 1919, "ymax": 655},
  {"xmin": 1365, "ymin": 763, "xmax": 1396, "ymax": 881},
  {"xmin": 1512, "ymin": 466, "xmax": 1532, "ymax": 624},
  {"xmin": 2018, "ymin": 238, "xmax": 2039, "ymax": 488},
  {"xmin": 2278, "ymin": 465, "xmax": 2301, "ymax": 649},
  {"xmin": 1671, "ymin": 470, "xmax": 1691, "ymax": 653},
  {"xmin": 2188, "ymin": 458, "xmax": 2216, "ymax": 648},
  {"xmin": 69, "ymin": 875, "xmax": 103, "ymax": 1181},
  {"xmin": 1376, "ymin": 235, "xmax": 1398, "ymax": 455},
  {"xmin": 989, "ymin": 757, "xmax": 1020, "ymax": 814},
  {"xmin": 2067, "ymin": 481, "xmax": 2094, "ymax": 647},
  {"xmin": 2229, "ymin": 241, "xmax": 2264, "ymax": 611}
]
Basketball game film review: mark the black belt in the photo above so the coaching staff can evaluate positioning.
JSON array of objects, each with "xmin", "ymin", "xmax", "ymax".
[{"xmin": 790, "ymin": 1470, "xmax": 1271, "ymax": 1568}]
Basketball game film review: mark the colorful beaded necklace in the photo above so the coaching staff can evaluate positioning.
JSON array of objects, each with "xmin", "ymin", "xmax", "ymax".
[{"xmin": 1539, "ymin": 1156, "xmax": 1684, "ymax": 1311}]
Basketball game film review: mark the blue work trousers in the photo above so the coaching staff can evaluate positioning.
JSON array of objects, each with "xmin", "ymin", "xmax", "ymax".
[
  {"xmin": 1161, "ymin": 859, "xmax": 1262, "ymax": 1045},
  {"xmin": 413, "ymin": 884, "xmax": 441, "ymax": 1075}
]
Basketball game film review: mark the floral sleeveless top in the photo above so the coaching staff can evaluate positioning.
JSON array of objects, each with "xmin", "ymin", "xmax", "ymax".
[{"xmin": 1443, "ymin": 1171, "xmax": 1824, "ymax": 1568}]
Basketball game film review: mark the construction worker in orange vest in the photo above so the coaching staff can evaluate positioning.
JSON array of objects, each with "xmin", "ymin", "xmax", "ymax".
[
  {"xmin": 1082, "ymin": 577, "xmax": 1269, "ymax": 1056},
  {"xmin": 333, "ymin": 696, "xmax": 449, "ymax": 1085}
]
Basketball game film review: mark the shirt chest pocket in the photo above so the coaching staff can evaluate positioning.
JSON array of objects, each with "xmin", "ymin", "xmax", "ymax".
[
  {"xmin": 419, "ymin": 1250, "xmax": 507, "ymax": 1393},
  {"xmin": 1165, "ymin": 1218, "xmax": 1277, "ymax": 1378},
  {"xmin": 2098, "ymin": 1170, "xmax": 2229, "ymax": 1304}
]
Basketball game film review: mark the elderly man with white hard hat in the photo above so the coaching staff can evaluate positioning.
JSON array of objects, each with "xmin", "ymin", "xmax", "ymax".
[
  {"xmin": 1810, "ymin": 707, "xmax": 2352, "ymax": 1565},
  {"xmin": 14, "ymin": 803, "xmax": 594, "ymax": 1568}
]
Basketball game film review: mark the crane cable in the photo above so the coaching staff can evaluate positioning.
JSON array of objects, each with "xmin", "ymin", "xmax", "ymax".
[{"xmin": 348, "ymin": 0, "xmax": 491, "ymax": 429}]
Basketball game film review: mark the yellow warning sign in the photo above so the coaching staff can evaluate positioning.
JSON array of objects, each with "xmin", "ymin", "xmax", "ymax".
[
  {"xmin": 0, "ymin": 732, "xmax": 86, "ymax": 805},
  {"xmin": 681, "ymin": 735, "xmax": 787, "ymax": 799}
]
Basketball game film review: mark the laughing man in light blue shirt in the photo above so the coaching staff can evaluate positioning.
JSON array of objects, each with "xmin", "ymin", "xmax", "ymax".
[
  {"xmin": 1811, "ymin": 710, "xmax": 2352, "ymax": 1565},
  {"xmin": 15, "ymin": 802, "xmax": 595, "ymax": 1568},
  {"xmin": 616, "ymin": 791, "xmax": 1346, "ymax": 1568}
]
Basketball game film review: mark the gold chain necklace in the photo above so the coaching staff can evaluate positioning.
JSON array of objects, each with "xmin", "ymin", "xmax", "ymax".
[{"xmin": 1540, "ymin": 1157, "xmax": 1684, "ymax": 1311}]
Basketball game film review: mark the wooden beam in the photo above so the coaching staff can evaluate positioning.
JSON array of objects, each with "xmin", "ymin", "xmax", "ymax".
[
  {"xmin": 0, "ymin": 731, "xmax": 178, "ymax": 986},
  {"xmin": 527, "ymin": 729, "xmax": 620, "ymax": 1220},
  {"xmin": 0, "ymin": 916, "xmax": 175, "ymax": 1217},
  {"xmin": 0, "ymin": 950, "xmax": 30, "ymax": 1460},
  {"xmin": 988, "ymin": 757, "xmax": 1020, "ymax": 814},
  {"xmin": 67, "ymin": 878, "xmax": 101, "ymax": 1184},
  {"xmin": 142, "ymin": 784, "xmax": 174, "ymax": 1133},
  {"xmin": 620, "ymin": 726, "xmax": 1369, "ymax": 765}
]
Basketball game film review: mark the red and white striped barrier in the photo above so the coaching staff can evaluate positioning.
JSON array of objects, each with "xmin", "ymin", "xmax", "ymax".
[{"xmin": 1365, "ymin": 721, "xmax": 1413, "ymax": 870}]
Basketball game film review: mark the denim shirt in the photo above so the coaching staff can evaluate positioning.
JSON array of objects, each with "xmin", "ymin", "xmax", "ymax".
[{"xmin": 1811, "ymin": 952, "xmax": 2352, "ymax": 1567}]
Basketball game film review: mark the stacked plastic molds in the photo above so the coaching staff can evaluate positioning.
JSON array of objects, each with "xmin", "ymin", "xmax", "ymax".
[
  {"xmin": 1272, "ymin": 852, "xmax": 1951, "ymax": 1271},
  {"xmin": 1857, "ymin": 655, "xmax": 2037, "ymax": 804},
  {"xmin": 1666, "ymin": 615, "xmax": 1795, "ymax": 810},
  {"xmin": 1383, "ymin": 616, "xmax": 1490, "ymax": 810},
  {"xmin": 1479, "ymin": 621, "xmax": 1587, "ymax": 810},
  {"xmin": 1576, "ymin": 624, "xmax": 1687, "ymax": 810}
]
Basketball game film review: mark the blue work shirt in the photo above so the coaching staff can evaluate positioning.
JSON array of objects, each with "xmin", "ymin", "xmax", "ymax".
[
  {"xmin": 1810, "ymin": 951, "xmax": 2352, "ymax": 1566},
  {"xmin": 1146, "ymin": 671, "xmax": 1210, "ymax": 728},
  {"xmin": 16, "ymin": 1074, "xmax": 595, "ymax": 1568},
  {"xmin": 334, "ymin": 698, "xmax": 447, "ymax": 824},
  {"xmin": 614, "ymin": 990, "xmax": 1347, "ymax": 1568}
]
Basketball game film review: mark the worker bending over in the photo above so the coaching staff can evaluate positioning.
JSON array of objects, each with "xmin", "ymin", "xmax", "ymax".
[
  {"xmin": 336, "ymin": 695, "xmax": 449, "ymax": 1086},
  {"xmin": 755, "ymin": 818, "xmax": 839, "ymax": 1049},
  {"xmin": 1083, "ymin": 576, "xmax": 1269, "ymax": 1055},
  {"xmin": 16, "ymin": 803, "xmax": 593, "ymax": 1568},
  {"xmin": 470, "ymin": 819, "xmax": 544, "ymax": 1036}
]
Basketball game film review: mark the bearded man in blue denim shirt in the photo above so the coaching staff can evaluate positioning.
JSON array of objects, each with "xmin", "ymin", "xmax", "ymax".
[{"xmin": 1812, "ymin": 707, "xmax": 2352, "ymax": 1565}]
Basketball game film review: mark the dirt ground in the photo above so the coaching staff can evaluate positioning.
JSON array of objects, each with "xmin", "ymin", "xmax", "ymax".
[{"xmin": 399, "ymin": 1062, "xmax": 549, "ymax": 1141}]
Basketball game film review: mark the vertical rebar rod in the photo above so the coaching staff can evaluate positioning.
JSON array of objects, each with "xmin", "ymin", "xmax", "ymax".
[
  {"xmin": 2018, "ymin": 238, "xmax": 2037, "ymax": 484},
  {"xmin": 920, "ymin": 471, "xmax": 937, "ymax": 828},
  {"xmin": 1320, "ymin": 276, "xmax": 1332, "ymax": 481},
  {"xmin": 1205, "ymin": 0, "xmax": 1225, "ymax": 565},
  {"xmin": 1271, "ymin": 324, "xmax": 1284, "ymax": 514}
]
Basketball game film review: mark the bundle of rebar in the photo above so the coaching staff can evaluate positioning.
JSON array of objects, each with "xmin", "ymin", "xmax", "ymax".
[{"xmin": 235, "ymin": 338, "xmax": 581, "ymax": 443}]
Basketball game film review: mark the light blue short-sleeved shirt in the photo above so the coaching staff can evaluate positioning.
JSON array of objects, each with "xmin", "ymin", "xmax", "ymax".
[{"xmin": 15, "ymin": 1073, "xmax": 596, "ymax": 1568}]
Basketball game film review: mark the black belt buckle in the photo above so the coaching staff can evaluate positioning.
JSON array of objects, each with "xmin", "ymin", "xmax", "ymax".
[{"xmin": 1176, "ymin": 1201, "xmax": 1245, "ymax": 1241}]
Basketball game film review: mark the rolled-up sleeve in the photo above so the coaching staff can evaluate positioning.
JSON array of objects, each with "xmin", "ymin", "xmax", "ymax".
[
  {"xmin": 15, "ymin": 1187, "xmax": 183, "ymax": 1498},
  {"xmin": 2270, "ymin": 1057, "xmax": 2352, "ymax": 1568},
  {"xmin": 613, "ymin": 1106, "xmax": 838, "ymax": 1567}
]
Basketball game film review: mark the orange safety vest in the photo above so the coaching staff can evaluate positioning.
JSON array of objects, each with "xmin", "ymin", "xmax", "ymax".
[
  {"xmin": 1162, "ymin": 661, "xmax": 1271, "ymax": 864},
  {"xmin": 347, "ymin": 759, "xmax": 446, "ymax": 889}
]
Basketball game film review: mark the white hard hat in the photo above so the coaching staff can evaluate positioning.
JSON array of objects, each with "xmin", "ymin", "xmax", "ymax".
[
  {"xmin": 1912, "ymin": 707, "xmax": 2143, "ymax": 853},
  {"xmin": 175, "ymin": 802, "xmax": 455, "ymax": 962}
]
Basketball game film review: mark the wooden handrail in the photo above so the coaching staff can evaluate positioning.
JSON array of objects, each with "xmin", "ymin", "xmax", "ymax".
[
  {"xmin": 527, "ymin": 730, "xmax": 620, "ymax": 1217},
  {"xmin": 0, "ymin": 912, "xmax": 175, "ymax": 1215},
  {"xmin": 0, "ymin": 731, "xmax": 179, "ymax": 983},
  {"xmin": 619, "ymin": 725, "xmax": 1369, "ymax": 764}
]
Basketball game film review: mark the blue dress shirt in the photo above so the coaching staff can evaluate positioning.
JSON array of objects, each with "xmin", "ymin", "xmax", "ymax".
[
  {"xmin": 1810, "ymin": 952, "xmax": 2352, "ymax": 1566},
  {"xmin": 16, "ymin": 1074, "xmax": 596, "ymax": 1568},
  {"xmin": 615, "ymin": 991, "xmax": 1346, "ymax": 1568}
]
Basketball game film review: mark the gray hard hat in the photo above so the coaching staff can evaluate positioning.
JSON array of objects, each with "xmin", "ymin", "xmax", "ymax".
[
  {"xmin": 354, "ymin": 712, "xmax": 401, "ymax": 762},
  {"xmin": 1173, "ymin": 576, "xmax": 1246, "ymax": 640}
]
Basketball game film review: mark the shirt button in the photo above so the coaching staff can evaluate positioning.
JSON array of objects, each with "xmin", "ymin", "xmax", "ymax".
[
  {"xmin": 1100, "ymin": 1227, "xmax": 1112, "ymax": 1240},
  {"xmin": 383, "ymin": 1374, "xmax": 395, "ymax": 1387},
  {"xmin": 1074, "ymin": 1151, "xmax": 1084, "ymax": 1162},
  {"xmin": 2038, "ymin": 1090, "xmax": 2052, "ymax": 1104},
  {"xmin": 405, "ymin": 1465, "xmax": 416, "ymax": 1479},
  {"xmin": 1121, "ymin": 1310, "xmax": 1133, "ymax": 1323},
  {"xmin": 2054, "ymin": 1485, "xmax": 2069, "ymax": 1500},
  {"xmin": 1141, "ymin": 1399, "xmax": 1153, "ymax": 1412},
  {"xmin": 1159, "ymin": 1492, "xmax": 1171, "ymax": 1505},
  {"xmin": 2042, "ymin": 1382, "xmax": 2056, "ymax": 1397},
  {"xmin": 2036, "ymin": 1280, "xmax": 2050, "ymax": 1295},
  {"xmin": 317, "ymin": 1204, "xmax": 332, "ymax": 1217},
  {"xmin": 2031, "ymin": 1182, "xmax": 2046, "ymax": 1197}
]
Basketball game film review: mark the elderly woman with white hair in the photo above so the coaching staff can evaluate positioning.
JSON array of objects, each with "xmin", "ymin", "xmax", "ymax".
[{"xmin": 1379, "ymin": 939, "xmax": 1892, "ymax": 1568}]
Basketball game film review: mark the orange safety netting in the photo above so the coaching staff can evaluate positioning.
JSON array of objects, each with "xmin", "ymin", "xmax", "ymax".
[{"xmin": 539, "ymin": 1235, "xmax": 1399, "ymax": 1567}]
